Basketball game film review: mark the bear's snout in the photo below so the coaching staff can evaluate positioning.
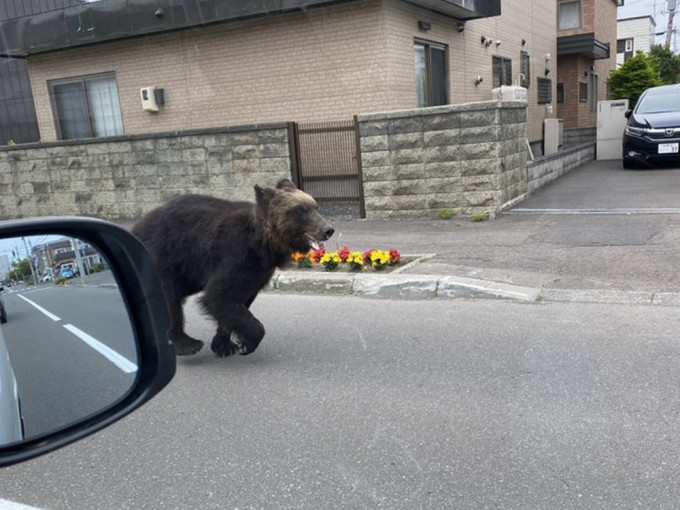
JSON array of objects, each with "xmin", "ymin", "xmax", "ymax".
[{"xmin": 321, "ymin": 226, "xmax": 335, "ymax": 240}]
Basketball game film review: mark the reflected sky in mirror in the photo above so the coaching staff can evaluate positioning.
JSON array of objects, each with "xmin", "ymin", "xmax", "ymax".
[{"xmin": 0, "ymin": 235, "xmax": 139, "ymax": 446}]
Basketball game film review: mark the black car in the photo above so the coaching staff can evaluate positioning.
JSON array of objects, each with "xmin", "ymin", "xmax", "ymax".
[
  {"xmin": 0, "ymin": 286, "xmax": 6, "ymax": 324},
  {"xmin": 622, "ymin": 84, "xmax": 680, "ymax": 169}
]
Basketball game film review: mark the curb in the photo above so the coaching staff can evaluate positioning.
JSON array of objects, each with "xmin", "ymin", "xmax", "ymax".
[
  {"xmin": 267, "ymin": 271, "xmax": 680, "ymax": 306},
  {"xmin": 268, "ymin": 272, "xmax": 541, "ymax": 302}
]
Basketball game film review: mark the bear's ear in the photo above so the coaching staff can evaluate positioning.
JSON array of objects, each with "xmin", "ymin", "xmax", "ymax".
[
  {"xmin": 254, "ymin": 185, "xmax": 276, "ymax": 208},
  {"xmin": 275, "ymin": 179, "xmax": 297, "ymax": 192}
]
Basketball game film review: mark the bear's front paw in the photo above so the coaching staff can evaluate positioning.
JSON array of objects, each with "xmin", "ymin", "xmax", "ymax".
[
  {"xmin": 211, "ymin": 341, "xmax": 238, "ymax": 357},
  {"xmin": 210, "ymin": 331, "xmax": 239, "ymax": 357}
]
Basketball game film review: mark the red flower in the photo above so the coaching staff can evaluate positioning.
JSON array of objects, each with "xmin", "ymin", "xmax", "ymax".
[
  {"xmin": 389, "ymin": 248, "xmax": 401, "ymax": 265},
  {"xmin": 310, "ymin": 247, "xmax": 326, "ymax": 263},
  {"xmin": 363, "ymin": 249, "xmax": 374, "ymax": 263},
  {"xmin": 338, "ymin": 246, "xmax": 350, "ymax": 262}
]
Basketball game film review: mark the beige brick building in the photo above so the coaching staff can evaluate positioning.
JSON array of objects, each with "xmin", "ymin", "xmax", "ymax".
[
  {"xmin": 556, "ymin": 0, "xmax": 620, "ymax": 129},
  {"xmin": 1, "ymin": 0, "xmax": 619, "ymax": 150}
]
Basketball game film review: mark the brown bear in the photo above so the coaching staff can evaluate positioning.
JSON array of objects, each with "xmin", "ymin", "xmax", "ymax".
[{"xmin": 132, "ymin": 179, "xmax": 334, "ymax": 357}]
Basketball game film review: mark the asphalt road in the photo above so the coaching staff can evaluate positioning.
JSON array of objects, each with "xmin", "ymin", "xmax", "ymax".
[
  {"xmin": 2, "ymin": 283, "xmax": 137, "ymax": 440},
  {"xmin": 2, "ymin": 294, "xmax": 680, "ymax": 509}
]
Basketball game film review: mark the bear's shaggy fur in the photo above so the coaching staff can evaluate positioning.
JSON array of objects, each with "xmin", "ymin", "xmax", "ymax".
[{"xmin": 132, "ymin": 179, "xmax": 334, "ymax": 357}]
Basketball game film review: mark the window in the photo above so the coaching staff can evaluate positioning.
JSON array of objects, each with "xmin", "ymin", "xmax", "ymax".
[
  {"xmin": 520, "ymin": 51, "xmax": 531, "ymax": 88},
  {"xmin": 579, "ymin": 81, "xmax": 588, "ymax": 102},
  {"xmin": 616, "ymin": 39, "xmax": 626, "ymax": 53},
  {"xmin": 557, "ymin": 83, "xmax": 565, "ymax": 103},
  {"xmin": 49, "ymin": 73, "xmax": 124, "ymax": 140},
  {"xmin": 492, "ymin": 56, "xmax": 512, "ymax": 88},
  {"xmin": 558, "ymin": 1, "xmax": 582, "ymax": 30},
  {"xmin": 414, "ymin": 41, "xmax": 448, "ymax": 107},
  {"xmin": 537, "ymin": 77, "xmax": 552, "ymax": 104},
  {"xmin": 590, "ymin": 73, "xmax": 598, "ymax": 112}
]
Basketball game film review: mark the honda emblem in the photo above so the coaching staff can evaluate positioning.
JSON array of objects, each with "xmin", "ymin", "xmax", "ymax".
[{"xmin": 665, "ymin": 128, "xmax": 675, "ymax": 137}]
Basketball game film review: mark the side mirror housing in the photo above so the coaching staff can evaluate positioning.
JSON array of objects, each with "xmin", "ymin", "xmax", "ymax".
[{"xmin": 0, "ymin": 217, "xmax": 175, "ymax": 467}]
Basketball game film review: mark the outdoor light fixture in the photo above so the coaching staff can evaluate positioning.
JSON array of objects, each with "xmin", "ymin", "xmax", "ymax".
[
  {"xmin": 418, "ymin": 21, "xmax": 431, "ymax": 31},
  {"xmin": 495, "ymin": 40, "xmax": 501, "ymax": 47},
  {"xmin": 474, "ymin": 76, "xmax": 484, "ymax": 86},
  {"xmin": 481, "ymin": 35, "xmax": 493, "ymax": 47},
  {"xmin": 545, "ymin": 68, "xmax": 550, "ymax": 76},
  {"xmin": 457, "ymin": 22, "xmax": 465, "ymax": 32}
]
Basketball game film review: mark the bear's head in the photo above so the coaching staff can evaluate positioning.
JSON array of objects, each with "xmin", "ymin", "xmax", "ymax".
[{"xmin": 254, "ymin": 179, "xmax": 334, "ymax": 255}]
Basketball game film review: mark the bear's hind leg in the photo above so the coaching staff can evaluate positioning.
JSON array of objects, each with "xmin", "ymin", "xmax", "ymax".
[{"xmin": 164, "ymin": 283, "xmax": 204, "ymax": 356}]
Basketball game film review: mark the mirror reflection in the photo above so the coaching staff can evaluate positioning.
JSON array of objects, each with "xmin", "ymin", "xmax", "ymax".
[{"xmin": 0, "ymin": 234, "xmax": 138, "ymax": 447}]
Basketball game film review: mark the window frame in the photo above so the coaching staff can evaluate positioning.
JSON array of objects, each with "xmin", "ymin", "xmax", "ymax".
[
  {"xmin": 414, "ymin": 39, "xmax": 450, "ymax": 108},
  {"xmin": 590, "ymin": 73, "xmax": 598, "ymax": 112},
  {"xmin": 537, "ymin": 77, "xmax": 552, "ymax": 105},
  {"xmin": 579, "ymin": 81, "xmax": 588, "ymax": 103},
  {"xmin": 520, "ymin": 51, "xmax": 531, "ymax": 89},
  {"xmin": 492, "ymin": 56, "xmax": 513, "ymax": 89},
  {"xmin": 48, "ymin": 72, "xmax": 124, "ymax": 141},
  {"xmin": 558, "ymin": 1, "xmax": 582, "ymax": 31}
]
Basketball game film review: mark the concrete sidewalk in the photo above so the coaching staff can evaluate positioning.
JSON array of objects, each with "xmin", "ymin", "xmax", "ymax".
[{"xmin": 268, "ymin": 210, "xmax": 680, "ymax": 306}]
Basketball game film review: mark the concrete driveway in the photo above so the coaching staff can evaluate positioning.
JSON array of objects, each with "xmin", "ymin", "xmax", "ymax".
[{"xmin": 515, "ymin": 158, "xmax": 680, "ymax": 212}]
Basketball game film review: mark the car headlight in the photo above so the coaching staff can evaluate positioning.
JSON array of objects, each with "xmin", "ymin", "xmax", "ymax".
[{"xmin": 625, "ymin": 124, "xmax": 647, "ymax": 136}]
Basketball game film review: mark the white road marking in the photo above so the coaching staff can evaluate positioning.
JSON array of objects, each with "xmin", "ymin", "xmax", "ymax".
[
  {"xmin": 0, "ymin": 499, "xmax": 48, "ymax": 510},
  {"xmin": 509, "ymin": 207, "xmax": 680, "ymax": 215},
  {"xmin": 16, "ymin": 293, "xmax": 137, "ymax": 374},
  {"xmin": 17, "ymin": 294, "xmax": 60, "ymax": 321},
  {"xmin": 63, "ymin": 324, "xmax": 138, "ymax": 374}
]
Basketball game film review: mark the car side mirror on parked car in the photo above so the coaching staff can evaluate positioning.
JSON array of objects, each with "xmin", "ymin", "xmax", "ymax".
[{"xmin": 0, "ymin": 217, "xmax": 176, "ymax": 468}]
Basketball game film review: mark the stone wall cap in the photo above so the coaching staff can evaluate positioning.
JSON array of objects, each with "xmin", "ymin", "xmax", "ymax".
[
  {"xmin": 357, "ymin": 100, "xmax": 527, "ymax": 122},
  {"xmin": 0, "ymin": 122, "xmax": 291, "ymax": 152}
]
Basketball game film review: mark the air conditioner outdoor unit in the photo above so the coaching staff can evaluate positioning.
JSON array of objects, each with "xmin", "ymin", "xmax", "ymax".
[{"xmin": 492, "ymin": 85, "xmax": 528, "ymax": 103}]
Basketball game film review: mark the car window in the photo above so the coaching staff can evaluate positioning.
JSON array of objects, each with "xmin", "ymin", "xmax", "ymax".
[{"xmin": 635, "ymin": 90, "xmax": 680, "ymax": 114}]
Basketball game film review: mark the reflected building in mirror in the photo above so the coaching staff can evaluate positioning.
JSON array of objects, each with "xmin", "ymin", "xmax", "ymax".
[
  {"xmin": 0, "ymin": 253, "xmax": 10, "ymax": 282},
  {"xmin": 30, "ymin": 238, "xmax": 106, "ymax": 280}
]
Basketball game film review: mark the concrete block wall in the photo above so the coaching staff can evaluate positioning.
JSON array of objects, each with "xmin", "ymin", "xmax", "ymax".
[
  {"xmin": 0, "ymin": 124, "xmax": 291, "ymax": 220},
  {"xmin": 527, "ymin": 143, "xmax": 595, "ymax": 195},
  {"xmin": 357, "ymin": 101, "xmax": 529, "ymax": 219}
]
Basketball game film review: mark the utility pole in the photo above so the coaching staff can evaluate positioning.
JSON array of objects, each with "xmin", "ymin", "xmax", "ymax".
[{"xmin": 667, "ymin": 0, "xmax": 677, "ymax": 50}]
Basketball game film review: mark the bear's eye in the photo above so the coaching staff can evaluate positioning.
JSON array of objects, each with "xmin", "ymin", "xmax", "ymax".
[{"xmin": 290, "ymin": 205, "xmax": 308, "ymax": 221}]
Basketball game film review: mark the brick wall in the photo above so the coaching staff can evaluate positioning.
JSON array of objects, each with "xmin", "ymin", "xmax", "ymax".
[
  {"xmin": 357, "ymin": 101, "xmax": 528, "ymax": 219},
  {"xmin": 0, "ymin": 124, "xmax": 291, "ymax": 219}
]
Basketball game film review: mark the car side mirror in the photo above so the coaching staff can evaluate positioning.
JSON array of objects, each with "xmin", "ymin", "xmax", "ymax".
[
  {"xmin": 625, "ymin": 109, "xmax": 632, "ymax": 119},
  {"xmin": 0, "ymin": 217, "xmax": 175, "ymax": 468}
]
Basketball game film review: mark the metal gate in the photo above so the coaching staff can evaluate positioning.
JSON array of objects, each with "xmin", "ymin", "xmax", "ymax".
[{"xmin": 289, "ymin": 118, "xmax": 365, "ymax": 219}]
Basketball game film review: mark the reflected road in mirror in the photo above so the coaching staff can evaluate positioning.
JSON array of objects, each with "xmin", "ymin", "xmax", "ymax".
[{"xmin": 0, "ymin": 235, "xmax": 139, "ymax": 446}]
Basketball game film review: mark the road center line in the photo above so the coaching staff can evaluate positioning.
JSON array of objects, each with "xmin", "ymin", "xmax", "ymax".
[
  {"xmin": 63, "ymin": 324, "xmax": 138, "ymax": 374},
  {"xmin": 17, "ymin": 293, "xmax": 137, "ymax": 374},
  {"xmin": 0, "ymin": 498, "xmax": 47, "ymax": 510},
  {"xmin": 17, "ymin": 294, "xmax": 61, "ymax": 321}
]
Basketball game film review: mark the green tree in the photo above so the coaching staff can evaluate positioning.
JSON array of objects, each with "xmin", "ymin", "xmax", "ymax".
[
  {"xmin": 648, "ymin": 44, "xmax": 680, "ymax": 84},
  {"xmin": 608, "ymin": 52, "xmax": 662, "ymax": 109},
  {"xmin": 8, "ymin": 259, "xmax": 32, "ymax": 283}
]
